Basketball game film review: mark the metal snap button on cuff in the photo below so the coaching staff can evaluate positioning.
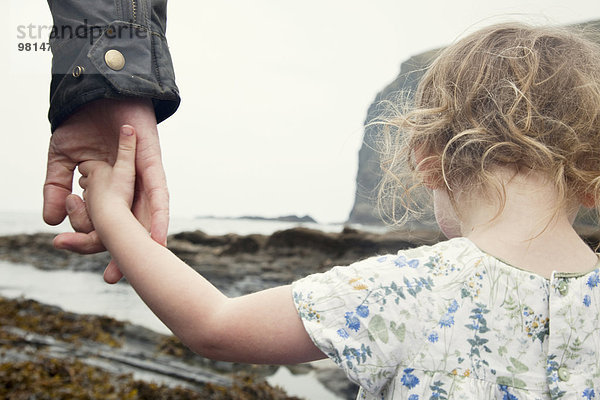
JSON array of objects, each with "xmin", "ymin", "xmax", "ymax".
[
  {"xmin": 557, "ymin": 280, "xmax": 569, "ymax": 296},
  {"xmin": 557, "ymin": 366, "xmax": 570, "ymax": 382},
  {"xmin": 72, "ymin": 66, "xmax": 85, "ymax": 78},
  {"xmin": 104, "ymin": 50, "xmax": 126, "ymax": 71}
]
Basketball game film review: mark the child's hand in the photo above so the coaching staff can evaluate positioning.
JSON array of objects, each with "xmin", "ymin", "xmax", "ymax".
[{"xmin": 78, "ymin": 126, "xmax": 137, "ymax": 226}]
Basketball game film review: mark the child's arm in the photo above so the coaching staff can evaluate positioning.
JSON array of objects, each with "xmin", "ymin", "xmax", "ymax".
[{"xmin": 78, "ymin": 126, "xmax": 325, "ymax": 364}]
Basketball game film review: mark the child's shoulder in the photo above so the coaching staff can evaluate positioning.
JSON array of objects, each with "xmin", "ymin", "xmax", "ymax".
[
  {"xmin": 295, "ymin": 237, "xmax": 485, "ymax": 293},
  {"xmin": 352, "ymin": 236, "xmax": 482, "ymax": 275},
  {"xmin": 390, "ymin": 236, "xmax": 478, "ymax": 264}
]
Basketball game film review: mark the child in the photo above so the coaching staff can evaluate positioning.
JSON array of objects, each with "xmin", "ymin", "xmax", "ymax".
[{"xmin": 76, "ymin": 23, "xmax": 600, "ymax": 399}]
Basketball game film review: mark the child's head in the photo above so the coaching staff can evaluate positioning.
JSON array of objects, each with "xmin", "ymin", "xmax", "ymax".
[{"xmin": 379, "ymin": 22, "xmax": 600, "ymax": 225}]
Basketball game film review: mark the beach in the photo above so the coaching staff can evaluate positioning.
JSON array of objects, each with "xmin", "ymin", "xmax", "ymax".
[{"xmin": 0, "ymin": 213, "xmax": 440, "ymax": 399}]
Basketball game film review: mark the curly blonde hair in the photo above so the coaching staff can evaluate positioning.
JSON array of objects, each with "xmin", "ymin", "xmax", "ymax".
[{"xmin": 378, "ymin": 22, "xmax": 600, "ymax": 224}]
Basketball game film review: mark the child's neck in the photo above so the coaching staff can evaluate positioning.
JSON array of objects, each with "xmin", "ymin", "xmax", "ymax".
[{"xmin": 459, "ymin": 169, "xmax": 598, "ymax": 279}]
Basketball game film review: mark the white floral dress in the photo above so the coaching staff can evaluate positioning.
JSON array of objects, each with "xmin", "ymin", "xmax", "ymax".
[{"xmin": 292, "ymin": 237, "xmax": 600, "ymax": 399}]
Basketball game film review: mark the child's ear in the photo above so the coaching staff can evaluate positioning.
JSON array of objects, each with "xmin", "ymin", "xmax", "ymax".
[
  {"xmin": 421, "ymin": 168, "xmax": 442, "ymax": 190},
  {"xmin": 414, "ymin": 149, "xmax": 442, "ymax": 190},
  {"xmin": 581, "ymin": 192, "xmax": 596, "ymax": 209}
]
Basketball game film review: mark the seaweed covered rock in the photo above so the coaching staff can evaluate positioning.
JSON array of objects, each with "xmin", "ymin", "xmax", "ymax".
[
  {"xmin": 0, "ymin": 297, "xmax": 124, "ymax": 347},
  {"xmin": 0, "ymin": 357, "xmax": 300, "ymax": 400},
  {"xmin": 0, "ymin": 297, "xmax": 300, "ymax": 399}
]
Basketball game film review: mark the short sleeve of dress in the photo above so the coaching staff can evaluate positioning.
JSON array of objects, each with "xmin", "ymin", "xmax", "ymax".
[{"xmin": 292, "ymin": 254, "xmax": 421, "ymax": 394}]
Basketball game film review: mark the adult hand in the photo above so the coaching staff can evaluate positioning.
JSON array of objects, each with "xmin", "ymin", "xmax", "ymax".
[{"xmin": 43, "ymin": 98, "xmax": 169, "ymax": 283}]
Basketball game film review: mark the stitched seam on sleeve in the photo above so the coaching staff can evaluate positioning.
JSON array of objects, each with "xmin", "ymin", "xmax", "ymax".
[
  {"xmin": 143, "ymin": 0, "xmax": 150, "ymax": 28},
  {"xmin": 151, "ymin": 33, "xmax": 163, "ymax": 89},
  {"xmin": 115, "ymin": 0, "xmax": 123, "ymax": 22}
]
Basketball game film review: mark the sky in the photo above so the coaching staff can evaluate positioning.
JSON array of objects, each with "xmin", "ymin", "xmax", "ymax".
[{"xmin": 1, "ymin": 1, "xmax": 599, "ymax": 224}]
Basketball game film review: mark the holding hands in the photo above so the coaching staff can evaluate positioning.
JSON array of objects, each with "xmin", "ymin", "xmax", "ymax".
[
  {"xmin": 63, "ymin": 125, "xmax": 323, "ymax": 366},
  {"xmin": 78, "ymin": 126, "xmax": 138, "ymax": 231},
  {"xmin": 43, "ymin": 99, "xmax": 169, "ymax": 283}
]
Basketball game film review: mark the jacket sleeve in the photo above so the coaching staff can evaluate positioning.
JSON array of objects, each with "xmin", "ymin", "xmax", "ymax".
[{"xmin": 46, "ymin": 0, "xmax": 180, "ymax": 131}]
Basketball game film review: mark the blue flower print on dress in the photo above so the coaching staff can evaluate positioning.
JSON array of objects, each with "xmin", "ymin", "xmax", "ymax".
[
  {"xmin": 439, "ymin": 314, "xmax": 455, "ymax": 328},
  {"xmin": 583, "ymin": 388, "xmax": 595, "ymax": 399},
  {"xmin": 447, "ymin": 300, "xmax": 459, "ymax": 313},
  {"xmin": 400, "ymin": 368, "xmax": 420, "ymax": 389},
  {"xmin": 345, "ymin": 312, "xmax": 361, "ymax": 332},
  {"xmin": 393, "ymin": 255, "xmax": 419, "ymax": 268},
  {"xmin": 428, "ymin": 331, "xmax": 439, "ymax": 343},
  {"xmin": 337, "ymin": 328, "xmax": 349, "ymax": 339},
  {"xmin": 356, "ymin": 305, "xmax": 370, "ymax": 318},
  {"xmin": 498, "ymin": 385, "xmax": 518, "ymax": 400},
  {"xmin": 587, "ymin": 271, "xmax": 600, "ymax": 289},
  {"xmin": 408, "ymin": 395, "xmax": 419, "ymax": 400},
  {"xmin": 546, "ymin": 357, "xmax": 560, "ymax": 383},
  {"xmin": 439, "ymin": 299, "xmax": 459, "ymax": 328},
  {"xmin": 584, "ymin": 295, "xmax": 592, "ymax": 307}
]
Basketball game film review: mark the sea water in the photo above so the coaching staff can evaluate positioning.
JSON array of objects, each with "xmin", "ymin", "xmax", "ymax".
[{"xmin": 0, "ymin": 211, "xmax": 386, "ymax": 236}]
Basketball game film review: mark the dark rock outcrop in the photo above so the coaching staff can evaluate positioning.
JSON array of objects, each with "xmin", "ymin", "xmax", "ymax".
[
  {"xmin": 0, "ymin": 228, "xmax": 443, "ymax": 299},
  {"xmin": 167, "ymin": 227, "xmax": 443, "ymax": 297}
]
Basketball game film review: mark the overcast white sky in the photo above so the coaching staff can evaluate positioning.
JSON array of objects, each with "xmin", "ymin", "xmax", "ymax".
[{"xmin": 1, "ymin": 1, "xmax": 599, "ymax": 224}]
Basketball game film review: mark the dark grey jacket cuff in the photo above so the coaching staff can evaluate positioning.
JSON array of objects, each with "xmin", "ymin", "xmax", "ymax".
[{"xmin": 47, "ymin": 0, "xmax": 180, "ymax": 131}]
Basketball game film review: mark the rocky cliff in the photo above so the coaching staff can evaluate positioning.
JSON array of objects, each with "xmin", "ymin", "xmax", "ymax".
[{"xmin": 348, "ymin": 49, "xmax": 439, "ymax": 225}]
